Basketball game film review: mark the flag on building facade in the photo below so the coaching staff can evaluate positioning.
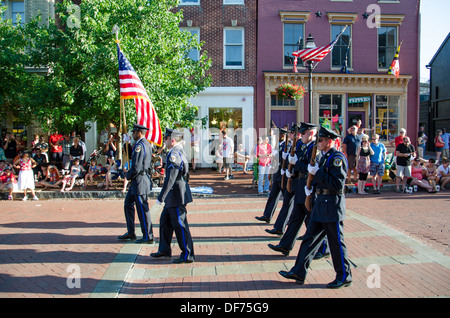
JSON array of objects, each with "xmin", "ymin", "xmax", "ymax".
[
  {"xmin": 117, "ymin": 43, "xmax": 162, "ymax": 146},
  {"xmin": 388, "ymin": 41, "xmax": 402, "ymax": 78},
  {"xmin": 340, "ymin": 38, "xmax": 352, "ymax": 74},
  {"xmin": 293, "ymin": 25, "xmax": 348, "ymax": 64}
]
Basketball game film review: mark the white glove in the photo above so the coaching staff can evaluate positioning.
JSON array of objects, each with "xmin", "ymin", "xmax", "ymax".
[
  {"xmin": 286, "ymin": 169, "xmax": 292, "ymax": 178},
  {"xmin": 282, "ymin": 152, "xmax": 289, "ymax": 160},
  {"xmin": 308, "ymin": 164, "xmax": 319, "ymax": 175},
  {"xmin": 280, "ymin": 169, "xmax": 285, "ymax": 176},
  {"xmin": 288, "ymin": 154, "xmax": 298, "ymax": 165},
  {"xmin": 155, "ymin": 199, "xmax": 163, "ymax": 205},
  {"xmin": 304, "ymin": 185, "xmax": 313, "ymax": 196}
]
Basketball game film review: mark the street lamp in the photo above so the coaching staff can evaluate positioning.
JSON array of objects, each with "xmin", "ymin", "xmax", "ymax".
[{"xmin": 305, "ymin": 34, "xmax": 316, "ymax": 123}]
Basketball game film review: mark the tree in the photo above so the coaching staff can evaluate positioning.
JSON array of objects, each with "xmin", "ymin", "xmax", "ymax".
[{"xmin": 9, "ymin": 0, "xmax": 211, "ymax": 133}]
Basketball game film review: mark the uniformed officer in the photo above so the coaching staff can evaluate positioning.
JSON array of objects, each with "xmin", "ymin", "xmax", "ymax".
[
  {"xmin": 117, "ymin": 124, "xmax": 154, "ymax": 244},
  {"xmin": 255, "ymin": 127, "xmax": 290, "ymax": 223},
  {"xmin": 150, "ymin": 128, "xmax": 195, "ymax": 264},
  {"xmin": 279, "ymin": 126, "xmax": 352, "ymax": 288},
  {"xmin": 268, "ymin": 122, "xmax": 317, "ymax": 255}
]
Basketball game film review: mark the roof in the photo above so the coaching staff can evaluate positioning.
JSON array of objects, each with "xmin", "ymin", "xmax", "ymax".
[{"xmin": 427, "ymin": 32, "xmax": 450, "ymax": 67}]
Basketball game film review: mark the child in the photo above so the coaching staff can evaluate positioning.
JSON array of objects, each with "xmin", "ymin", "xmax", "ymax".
[
  {"xmin": 36, "ymin": 165, "xmax": 62, "ymax": 189},
  {"xmin": 0, "ymin": 166, "xmax": 17, "ymax": 200},
  {"xmin": 13, "ymin": 152, "xmax": 39, "ymax": 201},
  {"xmin": 61, "ymin": 158, "xmax": 85, "ymax": 192},
  {"xmin": 104, "ymin": 157, "xmax": 117, "ymax": 190},
  {"xmin": 84, "ymin": 159, "xmax": 99, "ymax": 188}
]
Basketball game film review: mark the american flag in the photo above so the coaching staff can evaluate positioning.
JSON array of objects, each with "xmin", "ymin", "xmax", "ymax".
[
  {"xmin": 117, "ymin": 43, "xmax": 162, "ymax": 146},
  {"xmin": 293, "ymin": 25, "xmax": 348, "ymax": 64}
]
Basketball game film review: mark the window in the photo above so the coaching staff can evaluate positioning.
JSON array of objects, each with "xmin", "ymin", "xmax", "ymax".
[
  {"xmin": 283, "ymin": 23, "xmax": 304, "ymax": 68},
  {"xmin": 319, "ymin": 94, "xmax": 344, "ymax": 136},
  {"xmin": 224, "ymin": 28, "xmax": 244, "ymax": 69},
  {"xmin": 12, "ymin": 1, "xmax": 25, "ymax": 26},
  {"xmin": 375, "ymin": 95, "xmax": 400, "ymax": 141},
  {"xmin": 331, "ymin": 25, "xmax": 351, "ymax": 69},
  {"xmin": 179, "ymin": 0, "xmax": 200, "ymax": 5},
  {"xmin": 271, "ymin": 94, "xmax": 296, "ymax": 107},
  {"xmin": 181, "ymin": 28, "xmax": 200, "ymax": 61},
  {"xmin": 224, "ymin": 0, "xmax": 244, "ymax": 4},
  {"xmin": 378, "ymin": 26, "xmax": 397, "ymax": 68}
]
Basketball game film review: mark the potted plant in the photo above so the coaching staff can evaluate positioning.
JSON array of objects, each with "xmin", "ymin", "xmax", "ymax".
[{"xmin": 276, "ymin": 83, "xmax": 305, "ymax": 101}]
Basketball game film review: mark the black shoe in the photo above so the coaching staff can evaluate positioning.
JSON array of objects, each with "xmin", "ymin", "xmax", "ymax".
[
  {"xmin": 278, "ymin": 271, "xmax": 305, "ymax": 284},
  {"xmin": 255, "ymin": 216, "xmax": 270, "ymax": 223},
  {"xmin": 265, "ymin": 228, "xmax": 283, "ymax": 235},
  {"xmin": 313, "ymin": 252, "xmax": 330, "ymax": 260},
  {"xmin": 268, "ymin": 244, "xmax": 290, "ymax": 256},
  {"xmin": 135, "ymin": 238, "xmax": 154, "ymax": 244},
  {"xmin": 150, "ymin": 251, "xmax": 171, "ymax": 258},
  {"xmin": 172, "ymin": 257, "xmax": 194, "ymax": 264},
  {"xmin": 326, "ymin": 279, "xmax": 353, "ymax": 289},
  {"xmin": 117, "ymin": 233, "xmax": 136, "ymax": 240}
]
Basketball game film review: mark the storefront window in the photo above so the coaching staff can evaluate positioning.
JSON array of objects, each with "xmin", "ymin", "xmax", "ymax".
[
  {"xmin": 375, "ymin": 95, "xmax": 399, "ymax": 141},
  {"xmin": 319, "ymin": 94, "xmax": 343, "ymax": 136},
  {"xmin": 208, "ymin": 107, "xmax": 242, "ymax": 156}
]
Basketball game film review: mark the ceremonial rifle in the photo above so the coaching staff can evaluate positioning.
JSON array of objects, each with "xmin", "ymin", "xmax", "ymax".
[
  {"xmin": 280, "ymin": 131, "xmax": 288, "ymax": 189},
  {"xmin": 304, "ymin": 131, "xmax": 318, "ymax": 212},
  {"xmin": 286, "ymin": 125, "xmax": 300, "ymax": 193}
]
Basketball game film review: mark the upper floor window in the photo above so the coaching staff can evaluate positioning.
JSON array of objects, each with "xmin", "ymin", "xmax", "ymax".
[
  {"xmin": 10, "ymin": 1, "xmax": 25, "ymax": 26},
  {"xmin": 224, "ymin": 28, "xmax": 244, "ymax": 69},
  {"xmin": 179, "ymin": 0, "xmax": 200, "ymax": 5},
  {"xmin": 181, "ymin": 28, "xmax": 200, "ymax": 61},
  {"xmin": 378, "ymin": 26, "xmax": 397, "ymax": 68},
  {"xmin": 331, "ymin": 24, "xmax": 351, "ymax": 69},
  {"xmin": 284, "ymin": 23, "xmax": 304, "ymax": 68}
]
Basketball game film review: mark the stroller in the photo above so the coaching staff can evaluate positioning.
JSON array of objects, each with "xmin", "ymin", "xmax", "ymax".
[{"xmin": 83, "ymin": 147, "xmax": 103, "ymax": 171}]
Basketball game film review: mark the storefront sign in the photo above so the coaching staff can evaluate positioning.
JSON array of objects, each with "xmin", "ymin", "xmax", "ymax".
[{"xmin": 348, "ymin": 96, "xmax": 371, "ymax": 104}]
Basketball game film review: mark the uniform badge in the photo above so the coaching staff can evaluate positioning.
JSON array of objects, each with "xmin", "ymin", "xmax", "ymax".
[
  {"xmin": 169, "ymin": 154, "xmax": 177, "ymax": 163},
  {"xmin": 135, "ymin": 145, "xmax": 142, "ymax": 153},
  {"xmin": 333, "ymin": 158, "xmax": 343, "ymax": 167}
]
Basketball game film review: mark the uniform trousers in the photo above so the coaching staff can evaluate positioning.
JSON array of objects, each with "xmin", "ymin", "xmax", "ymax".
[
  {"xmin": 279, "ymin": 203, "xmax": 310, "ymax": 251},
  {"xmin": 262, "ymin": 179, "xmax": 282, "ymax": 220},
  {"xmin": 158, "ymin": 204, "xmax": 194, "ymax": 261},
  {"xmin": 291, "ymin": 220, "xmax": 351, "ymax": 282},
  {"xmin": 272, "ymin": 189, "xmax": 295, "ymax": 233},
  {"xmin": 124, "ymin": 191, "xmax": 154, "ymax": 240}
]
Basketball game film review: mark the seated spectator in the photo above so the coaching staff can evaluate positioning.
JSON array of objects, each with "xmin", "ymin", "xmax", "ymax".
[
  {"xmin": 69, "ymin": 136, "xmax": 84, "ymax": 166},
  {"xmin": 437, "ymin": 157, "xmax": 450, "ymax": 190},
  {"xmin": 36, "ymin": 164, "xmax": 63, "ymax": 189},
  {"xmin": 410, "ymin": 157, "xmax": 435, "ymax": 193},
  {"xmin": 104, "ymin": 157, "xmax": 118, "ymax": 190},
  {"xmin": 60, "ymin": 158, "xmax": 85, "ymax": 192},
  {"xmin": 32, "ymin": 148, "xmax": 48, "ymax": 181},
  {"xmin": 236, "ymin": 143, "xmax": 251, "ymax": 174},
  {"xmin": 13, "ymin": 152, "xmax": 39, "ymax": 201},
  {"xmin": 424, "ymin": 158, "xmax": 439, "ymax": 191},
  {"xmin": 83, "ymin": 159, "xmax": 100, "ymax": 188},
  {"xmin": 34, "ymin": 135, "xmax": 49, "ymax": 162},
  {"xmin": 356, "ymin": 134, "xmax": 374, "ymax": 195},
  {"xmin": 0, "ymin": 166, "xmax": 17, "ymax": 200}
]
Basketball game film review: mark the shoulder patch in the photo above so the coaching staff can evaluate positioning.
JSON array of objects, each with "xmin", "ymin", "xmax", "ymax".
[
  {"xmin": 135, "ymin": 145, "xmax": 142, "ymax": 153},
  {"xmin": 169, "ymin": 154, "xmax": 177, "ymax": 163},
  {"xmin": 333, "ymin": 158, "xmax": 343, "ymax": 167}
]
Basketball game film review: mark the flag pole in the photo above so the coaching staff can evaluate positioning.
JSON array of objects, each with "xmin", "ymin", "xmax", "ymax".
[{"xmin": 113, "ymin": 24, "xmax": 125, "ymax": 164}]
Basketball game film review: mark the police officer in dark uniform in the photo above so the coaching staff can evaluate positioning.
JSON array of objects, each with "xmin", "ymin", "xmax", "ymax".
[
  {"xmin": 150, "ymin": 128, "xmax": 194, "ymax": 264},
  {"xmin": 117, "ymin": 124, "xmax": 154, "ymax": 244},
  {"xmin": 268, "ymin": 122, "xmax": 317, "ymax": 255},
  {"xmin": 279, "ymin": 126, "xmax": 352, "ymax": 288},
  {"xmin": 255, "ymin": 127, "xmax": 289, "ymax": 223}
]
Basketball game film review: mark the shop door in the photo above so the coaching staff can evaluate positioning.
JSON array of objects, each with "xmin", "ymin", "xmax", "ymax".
[{"xmin": 348, "ymin": 111, "xmax": 365, "ymax": 128}]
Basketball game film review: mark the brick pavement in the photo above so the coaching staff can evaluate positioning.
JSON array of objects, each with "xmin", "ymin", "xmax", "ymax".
[{"xmin": 0, "ymin": 169, "xmax": 449, "ymax": 300}]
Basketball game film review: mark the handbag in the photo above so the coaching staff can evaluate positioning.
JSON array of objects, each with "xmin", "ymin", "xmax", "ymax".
[{"xmin": 435, "ymin": 137, "xmax": 445, "ymax": 148}]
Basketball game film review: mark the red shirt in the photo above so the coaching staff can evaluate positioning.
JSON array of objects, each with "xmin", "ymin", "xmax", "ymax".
[
  {"xmin": 49, "ymin": 134, "xmax": 63, "ymax": 153},
  {"xmin": 0, "ymin": 173, "xmax": 16, "ymax": 184}
]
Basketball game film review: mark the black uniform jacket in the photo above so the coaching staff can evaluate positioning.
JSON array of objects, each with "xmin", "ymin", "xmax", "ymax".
[{"xmin": 125, "ymin": 137, "xmax": 152, "ymax": 196}]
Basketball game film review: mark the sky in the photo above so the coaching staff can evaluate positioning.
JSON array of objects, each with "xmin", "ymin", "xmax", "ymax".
[{"xmin": 419, "ymin": 0, "xmax": 450, "ymax": 82}]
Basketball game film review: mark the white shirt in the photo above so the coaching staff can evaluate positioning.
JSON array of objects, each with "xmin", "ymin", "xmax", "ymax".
[{"xmin": 222, "ymin": 136, "xmax": 234, "ymax": 158}]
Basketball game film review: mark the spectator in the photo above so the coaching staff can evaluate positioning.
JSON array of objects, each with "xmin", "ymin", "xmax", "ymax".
[
  {"xmin": 48, "ymin": 130, "xmax": 63, "ymax": 169},
  {"xmin": 83, "ymin": 159, "xmax": 100, "ymax": 188},
  {"xmin": 69, "ymin": 137, "xmax": 84, "ymax": 166},
  {"xmin": 437, "ymin": 157, "xmax": 450, "ymax": 189},
  {"xmin": 342, "ymin": 125, "xmax": 362, "ymax": 183},
  {"xmin": 222, "ymin": 130, "xmax": 234, "ymax": 180},
  {"xmin": 424, "ymin": 158, "xmax": 439, "ymax": 191},
  {"xmin": 369, "ymin": 134, "xmax": 386, "ymax": 194},
  {"xmin": 215, "ymin": 144, "xmax": 224, "ymax": 173},
  {"xmin": 410, "ymin": 157, "xmax": 435, "ymax": 193},
  {"xmin": 417, "ymin": 131, "xmax": 426, "ymax": 159},
  {"xmin": 60, "ymin": 158, "xmax": 85, "ymax": 192},
  {"xmin": 395, "ymin": 136, "xmax": 415, "ymax": 192},
  {"xmin": 190, "ymin": 128, "xmax": 200, "ymax": 171},
  {"xmin": 440, "ymin": 128, "xmax": 449, "ymax": 160},
  {"xmin": 434, "ymin": 129, "xmax": 445, "ymax": 165},
  {"xmin": 390, "ymin": 128, "xmax": 406, "ymax": 149},
  {"xmin": 30, "ymin": 134, "xmax": 40, "ymax": 151},
  {"xmin": 104, "ymin": 157, "xmax": 118, "ymax": 190},
  {"xmin": 32, "ymin": 148, "xmax": 48, "ymax": 181},
  {"xmin": 356, "ymin": 134, "xmax": 374, "ymax": 195},
  {"xmin": 34, "ymin": 135, "xmax": 49, "ymax": 162},
  {"xmin": 76, "ymin": 135, "xmax": 87, "ymax": 166},
  {"xmin": 236, "ymin": 143, "xmax": 250, "ymax": 174},
  {"xmin": 0, "ymin": 166, "xmax": 17, "ymax": 200},
  {"xmin": 104, "ymin": 133, "xmax": 117, "ymax": 161},
  {"xmin": 418, "ymin": 123, "xmax": 428, "ymax": 149},
  {"xmin": 61, "ymin": 134, "xmax": 73, "ymax": 170},
  {"xmin": 0, "ymin": 147, "xmax": 6, "ymax": 162},
  {"xmin": 36, "ymin": 164, "xmax": 63, "ymax": 189},
  {"xmin": 15, "ymin": 135, "xmax": 26, "ymax": 154},
  {"xmin": 3, "ymin": 133, "xmax": 17, "ymax": 163},
  {"xmin": 13, "ymin": 152, "xmax": 39, "ymax": 201},
  {"xmin": 256, "ymin": 135, "xmax": 272, "ymax": 194}
]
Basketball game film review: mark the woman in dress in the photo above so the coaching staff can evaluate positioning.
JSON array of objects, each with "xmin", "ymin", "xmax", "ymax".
[
  {"xmin": 434, "ymin": 129, "xmax": 444, "ymax": 164},
  {"xmin": 356, "ymin": 135, "xmax": 374, "ymax": 195},
  {"xmin": 13, "ymin": 152, "xmax": 39, "ymax": 201}
]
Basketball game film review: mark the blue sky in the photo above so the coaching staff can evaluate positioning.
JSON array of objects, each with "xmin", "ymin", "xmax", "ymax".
[{"xmin": 420, "ymin": 0, "xmax": 450, "ymax": 82}]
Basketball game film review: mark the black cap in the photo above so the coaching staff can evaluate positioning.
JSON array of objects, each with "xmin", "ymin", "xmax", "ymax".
[
  {"xmin": 299, "ymin": 122, "xmax": 318, "ymax": 133},
  {"xmin": 290, "ymin": 123, "xmax": 299, "ymax": 133},
  {"xmin": 279, "ymin": 128, "xmax": 288, "ymax": 135},
  {"xmin": 163, "ymin": 128, "xmax": 183, "ymax": 139},
  {"xmin": 318, "ymin": 126, "xmax": 340, "ymax": 140},
  {"xmin": 132, "ymin": 124, "xmax": 149, "ymax": 132}
]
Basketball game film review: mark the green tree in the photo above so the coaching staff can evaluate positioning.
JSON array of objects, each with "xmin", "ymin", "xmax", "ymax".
[{"xmin": 8, "ymin": 0, "xmax": 211, "ymax": 133}]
